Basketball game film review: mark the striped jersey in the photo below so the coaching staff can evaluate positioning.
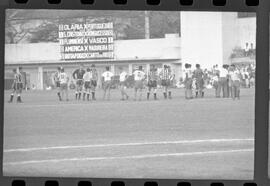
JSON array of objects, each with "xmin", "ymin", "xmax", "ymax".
[
  {"xmin": 90, "ymin": 69, "xmax": 98, "ymax": 80},
  {"xmin": 59, "ymin": 72, "xmax": 69, "ymax": 84},
  {"xmin": 54, "ymin": 71, "xmax": 60, "ymax": 82},
  {"xmin": 15, "ymin": 72, "xmax": 23, "ymax": 83},
  {"xmin": 148, "ymin": 70, "xmax": 158, "ymax": 81},
  {"xmin": 159, "ymin": 68, "xmax": 171, "ymax": 80},
  {"xmin": 83, "ymin": 72, "xmax": 92, "ymax": 82}
]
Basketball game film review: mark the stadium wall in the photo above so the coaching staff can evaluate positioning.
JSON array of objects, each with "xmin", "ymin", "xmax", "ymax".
[{"xmin": 5, "ymin": 36, "xmax": 181, "ymax": 90}]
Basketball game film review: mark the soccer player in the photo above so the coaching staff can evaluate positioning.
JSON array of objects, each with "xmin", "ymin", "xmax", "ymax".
[
  {"xmin": 147, "ymin": 64, "xmax": 158, "ymax": 100},
  {"xmin": 59, "ymin": 67, "xmax": 69, "ymax": 101},
  {"xmin": 133, "ymin": 66, "xmax": 146, "ymax": 101},
  {"xmin": 53, "ymin": 66, "xmax": 62, "ymax": 101},
  {"xmin": 119, "ymin": 67, "xmax": 129, "ymax": 100},
  {"xmin": 90, "ymin": 64, "xmax": 98, "ymax": 100},
  {"xmin": 194, "ymin": 64, "xmax": 204, "ymax": 98},
  {"xmin": 72, "ymin": 64, "xmax": 85, "ymax": 100},
  {"xmin": 160, "ymin": 65, "xmax": 172, "ymax": 99},
  {"xmin": 217, "ymin": 64, "xmax": 229, "ymax": 98},
  {"xmin": 10, "ymin": 67, "xmax": 24, "ymax": 103},
  {"xmin": 83, "ymin": 67, "xmax": 92, "ymax": 101},
  {"xmin": 8, "ymin": 68, "xmax": 18, "ymax": 103},
  {"xmin": 101, "ymin": 66, "xmax": 114, "ymax": 100},
  {"xmin": 229, "ymin": 64, "xmax": 241, "ymax": 100},
  {"xmin": 183, "ymin": 63, "xmax": 193, "ymax": 99}
]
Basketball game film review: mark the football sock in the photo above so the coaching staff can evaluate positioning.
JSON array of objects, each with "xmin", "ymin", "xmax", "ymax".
[
  {"xmin": 147, "ymin": 92, "xmax": 150, "ymax": 100},
  {"xmin": 9, "ymin": 94, "xmax": 14, "ymax": 102},
  {"xmin": 87, "ymin": 93, "xmax": 90, "ymax": 101},
  {"xmin": 57, "ymin": 92, "xmax": 61, "ymax": 100},
  {"xmin": 92, "ymin": 92, "xmax": 96, "ymax": 100},
  {"xmin": 154, "ymin": 93, "xmax": 157, "ymax": 100},
  {"xmin": 168, "ymin": 91, "xmax": 172, "ymax": 99},
  {"xmin": 75, "ymin": 93, "xmax": 78, "ymax": 100},
  {"xmin": 17, "ymin": 95, "xmax": 22, "ymax": 102},
  {"xmin": 78, "ymin": 92, "xmax": 81, "ymax": 100},
  {"xmin": 83, "ymin": 93, "xmax": 86, "ymax": 100},
  {"xmin": 163, "ymin": 92, "xmax": 167, "ymax": 99}
]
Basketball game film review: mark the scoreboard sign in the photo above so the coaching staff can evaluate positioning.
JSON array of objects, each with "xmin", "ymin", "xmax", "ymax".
[{"xmin": 58, "ymin": 22, "xmax": 114, "ymax": 60}]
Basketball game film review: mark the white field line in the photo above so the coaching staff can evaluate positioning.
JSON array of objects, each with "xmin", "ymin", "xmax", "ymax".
[
  {"xmin": 4, "ymin": 138, "xmax": 254, "ymax": 153},
  {"xmin": 4, "ymin": 148, "xmax": 254, "ymax": 166}
]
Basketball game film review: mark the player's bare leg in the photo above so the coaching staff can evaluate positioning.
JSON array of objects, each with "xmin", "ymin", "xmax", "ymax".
[
  {"xmin": 138, "ymin": 88, "xmax": 142, "ymax": 101},
  {"xmin": 65, "ymin": 89, "xmax": 69, "ymax": 101},
  {"xmin": 168, "ymin": 87, "xmax": 172, "ymax": 99},
  {"xmin": 120, "ymin": 85, "xmax": 125, "ymax": 100},
  {"xmin": 103, "ymin": 88, "xmax": 107, "ymax": 100},
  {"xmin": 163, "ymin": 86, "xmax": 167, "ymax": 99},
  {"xmin": 134, "ymin": 88, "xmax": 137, "ymax": 101},
  {"xmin": 107, "ymin": 87, "xmax": 111, "ymax": 101},
  {"xmin": 153, "ymin": 88, "xmax": 157, "ymax": 100},
  {"xmin": 147, "ymin": 87, "xmax": 151, "ymax": 100},
  {"xmin": 124, "ymin": 86, "xmax": 129, "ymax": 100}
]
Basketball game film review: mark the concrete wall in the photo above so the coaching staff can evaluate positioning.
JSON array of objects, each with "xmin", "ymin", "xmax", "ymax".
[
  {"xmin": 181, "ymin": 12, "xmax": 256, "ymax": 69},
  {"xmin": 222, "ymin": 13, "xmax": 256, "ymax": 65},
  {"xmin": 5, "ymin": 37, "xmax": 181, "ymax": 65},
  {"xmin": 180, "ymin": 11, "xmax": 223, "ymax": 70}
]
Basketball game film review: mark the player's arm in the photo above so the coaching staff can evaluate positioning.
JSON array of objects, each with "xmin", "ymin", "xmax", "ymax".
[{"xmin": 72, "ymin": 69, "xmax": 77, "ymax": 80}]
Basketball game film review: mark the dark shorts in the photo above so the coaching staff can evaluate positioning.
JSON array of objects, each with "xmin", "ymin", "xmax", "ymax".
[
  {"xmin": 195, "ymin": 79, "xmax": 204, "ymax": 90},
  {"xmin": 120, "ymin": 81, "xmax": 128, "ymax": 87},
  {"xmin": 15, "ymin": 83, "xmax": 23, "ymax": 92},
  {"xmin": 148, "ymin": 80, "xmax": 157, "ymax": 88},
  {"xmin": 161, "ymin": 79, "xmax": 170, "ymax": 87},
  {"xmin": 56, "ymin": 81, "xmax": 60, "ymax": 88},
  {"xmin": 185, "ymin": 78, "xmax": 193, "ymax": 89},
  {"xmin": 60, "ymin": 83, "xmax": 68, "ymax": 90},
  {"xmin": 134, "ymin": 80, "xmax": 143, "ymax": 90},
  {"xmin": 103, "ymin": 81, "xmax": 112, "ymax": 90},
  {"xmin": 76, "ymin": 79, "xmax": 84, "ymax": 86},
  {"xmin": 91, "ymin": 80, "xmax": 97, "ymax": 87},
  {"xmin": 84, "ymin": 81, "xmax": 91, "ymax": 89}
]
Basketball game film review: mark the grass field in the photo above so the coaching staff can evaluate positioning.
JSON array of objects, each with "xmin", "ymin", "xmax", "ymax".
[{"xmin": 3, "ymin": 87, "xmax": 255, "ymax": 179}]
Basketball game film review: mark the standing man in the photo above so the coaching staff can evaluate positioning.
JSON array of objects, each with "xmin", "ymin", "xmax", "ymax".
[
  {"xmin": 119, "ymin": 67, "xmax": 129, "ymax": 100},
  {"xmin": 183, "ymin": 63, "xmax": 193, "ymax": 99},
  {"xmin": 83, "ymin": 67, "xmax": 92, "ymax": 101},
  {"xmin": 59, "ymin": 67, "xmax": 69, "ymax": 101},
  {"xmin": 229, "ymin": 64, "xmax": 241, "ymax": 100},
  {"xmin": 147, "ymin": 64, "xmax": 158, "ymax": 100},
  {"xmin": 72, "ymin": 64, "xmax": 85, "ymax": 100},
  {"xmin": 8, "ymin": 68, "xmax": 18, "ymax": 103},
  {"xmin": 217, "ymin": 64, "xmax": 229, "ymax": 98},
  {"xmin": 10, "ymin": 67, "xmax": 24, "ymax": 103},
  {"xmin": 53, "ymin": 66, "xmax": 62, "ymax": 101},
  {"xmin": 101, "ymin": 66, "xmax": 114, "ymax": 100},
  {"xmin": 90, "ymin": 64, "xmax": 98, "ymax": 100},
  {"xmin": 160, "ymin": 65, "xmax": 173, "ymax": 99},
  {"xmin": 194, "ymin": 64, "xmax": 204, "ymax": 98},
  {"xmin": 133, "ymin": 66, "xmax": 146, "ymax": 101}
]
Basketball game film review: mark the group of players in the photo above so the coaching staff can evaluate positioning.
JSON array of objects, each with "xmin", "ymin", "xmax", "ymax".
[
  {"xmin": 7, "ymin": 62, "xmax": 243, "ymax": 103},
  {"xmin": 53, "ymin": 64, "xmax": 175, "ymax": 102},
  {"xmin": 183, "ymin": 63, "xmax": 242, "ymax": 100}
]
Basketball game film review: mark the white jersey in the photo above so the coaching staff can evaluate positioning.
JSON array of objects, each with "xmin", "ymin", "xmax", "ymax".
[
  {"xmin": 102, "ymin": 71, "xmax": 114, "ymax": 82},
  {"xmin": 133, "ymin": 70, "xmax": 145, "ymax": 81},
  {"xmin": 119, "ymin": 71, "xmax": 128, "ymax": 82},
  {"xmin": 83, "ymin": 72, "xmax": 92, "ymax": 82},
  {"xmin": 229, "ymin": 70, "xmax": 241, "ymax": 81},
  {"xmin": 59, "ymin": 72, "xmax": 69, "ymax": 84},
  {"xmin": 219, "ymin": 68, "xmax": 228, "ymax": 78}
]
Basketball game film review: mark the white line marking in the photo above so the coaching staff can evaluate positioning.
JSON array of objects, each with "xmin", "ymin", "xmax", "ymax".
[
  {"xmin": 4, "ymin": 149, "xmax": 253, "ymax": 166},
  {"xmin": 4, "ymin": 138, "xmax": 254, "ymax": 153}
]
